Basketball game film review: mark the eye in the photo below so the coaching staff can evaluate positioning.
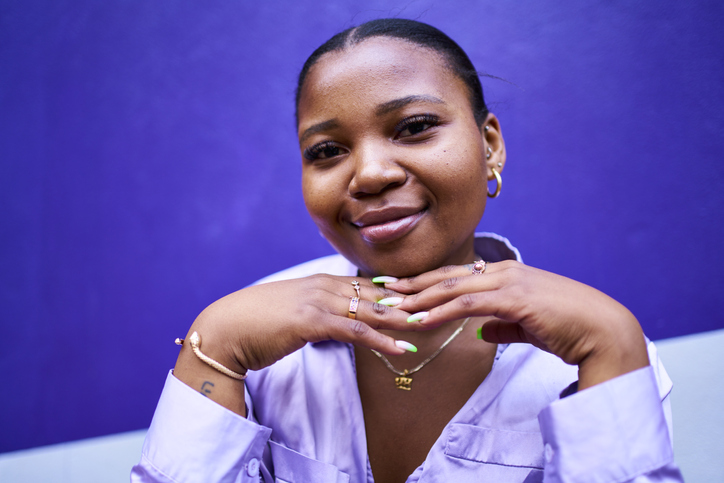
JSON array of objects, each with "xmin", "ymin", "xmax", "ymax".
[
  {"xmin": 304, "ymin": 141, "xmax": 346, "ymax": 162},
  {"xmin": 395, "ymin": 114, "xmax": 440, "ymax": 139}
]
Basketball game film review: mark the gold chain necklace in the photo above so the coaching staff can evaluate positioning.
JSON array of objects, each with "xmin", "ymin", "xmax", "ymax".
[{"xmin": 370, "ymin": 317, "xmax": 471, "ymax": 391}]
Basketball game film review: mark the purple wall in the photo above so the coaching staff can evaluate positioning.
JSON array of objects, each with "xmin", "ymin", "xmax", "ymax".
[{"xmin": 1, "ymin": 1, "xmax": 723, "ymax": 453}]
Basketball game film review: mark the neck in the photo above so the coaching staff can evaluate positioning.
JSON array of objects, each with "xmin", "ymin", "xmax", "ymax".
[
  {"xmin": 356, "ymin": 235, "xmax": 480, "ymax": 279},
  {"xmin": 379, "ymin": 316, "xmax": 477, "ymax": 368}
]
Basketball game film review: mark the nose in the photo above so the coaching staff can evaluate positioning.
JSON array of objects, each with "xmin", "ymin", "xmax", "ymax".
[{"xmin": 348, "ymin": 143, "xmax": 407, "ymax": 197}]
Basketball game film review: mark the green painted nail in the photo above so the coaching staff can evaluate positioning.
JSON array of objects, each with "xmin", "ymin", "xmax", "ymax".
[
  {"xmin": 407, "ymin": 311, "xmax": 428, "ymax": 323},
  {"xmin": 477, "ymin": 327, "xmax": 483, "ymax": 339},
  {"xmin": 395, "ymin": 340, "xmax": 417, "ymax": 352},
  {"xmin": 372, "ymin": 276, "xmax": 399, "ymax": 284}
]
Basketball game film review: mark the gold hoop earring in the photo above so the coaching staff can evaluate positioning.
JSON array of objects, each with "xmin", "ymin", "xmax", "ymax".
[{"xmin": 487, "ymin": 168, "xmax": 502, "ymax": 198}]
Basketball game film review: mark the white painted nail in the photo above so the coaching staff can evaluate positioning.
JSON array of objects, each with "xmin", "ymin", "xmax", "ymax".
[
  {"xmin": 372, "ymin": 276, "xmax": 399, "ymax": 284},
  {"xmin": 407, "ymin": 312, "xmax": 428, "ymax": 323},
  {"xmin": 395, "ymin": 340, "xmax": 418, "ymax": 353},
  {"xmin": 377, "ymin": 297, "xmax": 404, "ymax": 307}
]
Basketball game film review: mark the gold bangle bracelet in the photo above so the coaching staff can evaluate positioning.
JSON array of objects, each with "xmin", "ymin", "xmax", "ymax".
[{"xmin": 175, "ymin": 331, "xmax": 247, "ymax": 381}]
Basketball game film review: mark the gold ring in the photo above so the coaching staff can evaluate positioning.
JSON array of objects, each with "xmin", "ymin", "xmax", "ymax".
[
  {"xmin": 471, "ymin": 260, "xmax": 486, "ymax": 275},
  {"xmin": 348, "ymin": 297, "xmax": 360, "ymax": 320},
  {"xmin": 352, "ymin": 280, "xmax": 361, "ymax": 298}
]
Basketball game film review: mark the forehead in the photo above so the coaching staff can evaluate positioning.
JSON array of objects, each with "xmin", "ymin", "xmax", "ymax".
[{"xmin": 297, "ymin": 37, "xmax": 468, "ymax": 130}]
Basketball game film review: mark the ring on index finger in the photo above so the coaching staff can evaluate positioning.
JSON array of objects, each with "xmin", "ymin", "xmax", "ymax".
[
  {"xmin": 348, "ymin": 297, "xmax": 360, "ymax": 320},
  {"xmin": 471, "ymin": 260, "xmax": 487, "ymax": 275}
]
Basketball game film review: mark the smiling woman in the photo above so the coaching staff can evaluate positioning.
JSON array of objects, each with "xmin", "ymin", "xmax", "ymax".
[
  {"xmin": 298, "ymin": 38, "xmax": 492, "ymax": 278},
  {"xmin": 132, "ymin": 19, "xmax": 683, "ymax": 483}
]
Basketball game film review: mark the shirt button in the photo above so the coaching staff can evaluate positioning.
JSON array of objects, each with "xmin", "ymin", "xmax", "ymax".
[
  {"xmin": 247, "ymin": 458, "xmax": 260, "ymax": 477},
  {"xmin": 544, "ymin": 443, "xmax": 554, "ymax": 463}
]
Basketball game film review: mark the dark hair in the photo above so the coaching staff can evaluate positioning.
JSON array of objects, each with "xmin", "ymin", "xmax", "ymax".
[{"xmin": 295, "ymin": 18, "xmax": 489, "ymax": 127}]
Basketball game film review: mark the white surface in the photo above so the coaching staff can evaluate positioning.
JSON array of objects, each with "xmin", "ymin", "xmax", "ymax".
[
  {"xmin": 1, "ymin": 329, "xmax": 722, "ymax": 483},
  {"xmin": 0, "ymin": 429, "xmax": 146, "ymax": 483},
  {"xmin": 656, "ymin": 328, "xmax": 724, "ymax": 483}
]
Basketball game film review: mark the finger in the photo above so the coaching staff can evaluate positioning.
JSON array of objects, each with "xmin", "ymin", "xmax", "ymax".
[
  {"xmin": 337, "ymin": 295, "xmax": 424, "ymax": 332},
  {"xmin": 309, "ymin": 276, "xmax": 403, "ymax": 311},
  {"xmin": 378, "ymin": 260, "xmax": 507, "ymax": 294},
  {"xmin": 343, "ymin": 278, "xmax": 408, "ymax": 303},
  {"xmin": 365, "ymin": 284, "xmax": 408, "ymax": 304},
  {"xmin": 306, "ymin": 279, "xmax": 415, "ymax": 330},
  {"xmin": 314, "ymin": 312, "xmax": 417, "ymax": 355},
  {"xmin": 407, "ymin": 290, "xmax": 499, "ymax": 329},
  {"xmin": 375, "ymin": 264, "xmax": 466, "ymax": 294},
  {"xmin": 396, "ymin": 269, "xmax": 507, "ymax": 314}
]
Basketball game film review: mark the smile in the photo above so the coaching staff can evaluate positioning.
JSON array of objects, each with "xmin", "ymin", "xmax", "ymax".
[{"xmin": 352, "ymin": 207, "xmax": 427, "ymax": 244}]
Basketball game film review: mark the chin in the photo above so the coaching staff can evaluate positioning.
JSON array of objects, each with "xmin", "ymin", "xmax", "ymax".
[
  {"xmin": 345, "ymin": 247, "xmax": 447, "ymax": 278},
  {"xmin": 325, "ymin": 227, "xmax": 476, "ymax": 277}
]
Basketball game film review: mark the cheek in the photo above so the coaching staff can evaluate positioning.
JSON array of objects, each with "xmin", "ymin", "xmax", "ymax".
[
  {"xmin": 427, "ymin": 141, "xmax": 487, "ymax": 203},
  {"xmin": 302, "ymin": 174, "xmax": 339, "ymax": 230}
]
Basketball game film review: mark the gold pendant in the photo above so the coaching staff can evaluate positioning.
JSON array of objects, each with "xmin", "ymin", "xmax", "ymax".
[{"xmin": 394, "ymin": 370, "xmax": 413, "ymax": 391}]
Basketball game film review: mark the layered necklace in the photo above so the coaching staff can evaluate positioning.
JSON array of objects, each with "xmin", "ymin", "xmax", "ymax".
[{"xmin": 370, "ymin": 317, "xmax": 471, "ymax": 391}]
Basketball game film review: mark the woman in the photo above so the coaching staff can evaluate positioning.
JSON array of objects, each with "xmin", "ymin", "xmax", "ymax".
[{"xmin": 133, "ymin": 19, "xmax": 682, "ymax": 483}]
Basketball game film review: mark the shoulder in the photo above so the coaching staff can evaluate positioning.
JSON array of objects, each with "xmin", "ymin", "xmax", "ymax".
[{"xmin": 252, "ymin": 254, "xmax": 357, "ymax": 285}]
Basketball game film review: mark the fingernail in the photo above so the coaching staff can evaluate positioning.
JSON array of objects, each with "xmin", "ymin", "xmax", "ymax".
[
  {"xmin": 477, "ymin": 327, "xmax": 484, "ymax": 340},
  {"xmin": 395, "ymin": 340, "xmax": 418, "ymax": 353},
  {"xmin": 407, "ymin": 312, "xmax": 428, "ymax": 323},
  {"xmin": 377, "ymin": 297, "xmax": 403, "ymax": 307},
  {"xmin": 372, "ymin": 276, "xmax": 399, "ymax": 284}
]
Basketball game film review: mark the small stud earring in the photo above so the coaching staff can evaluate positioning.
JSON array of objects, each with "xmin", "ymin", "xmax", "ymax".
[
  {"xmin": 484, "ymin": 125, "xmax": 490, "ymax": 132},
  {"xmin": 497, "ymin": 162, "xmax": 502, "ymax": 167},
  {"xmin": 486, "ymin": 146, "xmax": 492, "ymax": 159}
]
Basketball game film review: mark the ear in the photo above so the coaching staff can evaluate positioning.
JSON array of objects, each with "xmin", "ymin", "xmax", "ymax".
[{"xmin": 481, "ymin": 114, "xmax": 506, "ymax": 180}]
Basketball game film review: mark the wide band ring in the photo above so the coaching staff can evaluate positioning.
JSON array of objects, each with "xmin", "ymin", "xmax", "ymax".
[
  {"xmin": 348, "ymin": 297, "xmax": 360, "ymax": 320},
  {"xmin": 471, "ymin": 260, "xmax": 487, "ymax": 275}
]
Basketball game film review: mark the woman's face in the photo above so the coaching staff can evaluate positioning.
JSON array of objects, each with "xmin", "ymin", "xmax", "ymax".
[{"xmin": 297, "ymin": 37, "xmax": 503, "ymax": 277}]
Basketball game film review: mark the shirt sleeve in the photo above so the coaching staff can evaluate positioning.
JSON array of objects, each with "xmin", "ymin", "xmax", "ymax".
[
  {"xmin": 538, "ymin": 365, "xmax": 684, "ymax": 483},
  {"xmin": 131, "ymin": 371, "xmax": 272, "ymax": 483}
]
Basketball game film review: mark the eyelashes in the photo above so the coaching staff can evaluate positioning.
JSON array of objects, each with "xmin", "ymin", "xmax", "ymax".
[
  {"xmin": 394, "ymin": 113, "xmax": 440, "ymax": 138},
  {"xmin": 303, "ymin": 141, "xmax": 342, "ymax": 161},
  {"xmin": 303, "ymin": 113, "xmax": 442, "ymax": 162}
]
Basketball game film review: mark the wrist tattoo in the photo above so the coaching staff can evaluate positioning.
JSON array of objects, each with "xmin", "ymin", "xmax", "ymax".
[{"xmin": 200, "ymin": 381, "xmax": 215, "ymax": 397}]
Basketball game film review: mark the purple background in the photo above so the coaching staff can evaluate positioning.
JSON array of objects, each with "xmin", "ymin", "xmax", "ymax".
[{"xmin": 1, "ymin": 1, "xmax": 723, "ymax": 453}]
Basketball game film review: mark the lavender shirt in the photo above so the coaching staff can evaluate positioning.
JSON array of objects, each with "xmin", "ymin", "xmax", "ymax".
[{"xmin": 132, "ymin": 233, "xmax": 683, "ymax": 482}]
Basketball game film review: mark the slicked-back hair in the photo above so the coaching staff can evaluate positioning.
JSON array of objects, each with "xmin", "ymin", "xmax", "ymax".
[{"xmin": 295, "ymin": 18, "xmax": 489, "ymax": 127}]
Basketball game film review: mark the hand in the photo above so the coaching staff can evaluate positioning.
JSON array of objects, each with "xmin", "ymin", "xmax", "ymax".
[
  {"xmin": 382, "ymin": 260, "xmax": 650, "ymax": 390},
  {"xmin": 192, "ymin": 275, "xmax": 417, "ymax": 372},
  {"xmin": 174, "ymin": 274, "xmax": 418, "ymax": 414}
]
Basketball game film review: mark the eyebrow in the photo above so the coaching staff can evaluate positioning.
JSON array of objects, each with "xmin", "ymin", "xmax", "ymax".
[
  {"xmin": 375, "ymin": 95, "xmax": 445, "ymax": 117},
  {"xmin": 299, "ymin": 119, "xmax": 340, "ymax": 144},
  {"xmin": 299, "ymin": 94, "xmax": 445, "ymax": 143}
]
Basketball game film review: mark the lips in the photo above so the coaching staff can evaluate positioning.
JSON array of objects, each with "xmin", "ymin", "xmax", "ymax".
[{"xmin": 351, "ymin": 206, "xmax": 427, "ymax": 244}]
